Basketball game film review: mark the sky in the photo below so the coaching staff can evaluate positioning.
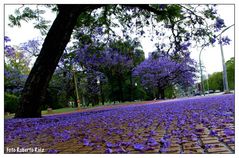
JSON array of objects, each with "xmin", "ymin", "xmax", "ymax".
[
  {"xmin": 140, "ymin": 5, "xmax": 235, "ymax": 76},
  {"xmin": 4, "ymin": 4, "xmax": 235, "ymax": 75}
]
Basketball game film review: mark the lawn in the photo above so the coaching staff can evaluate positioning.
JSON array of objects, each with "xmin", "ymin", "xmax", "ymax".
[
  {"xmin": 4, "ymin": 94, "xmax": 234, "ymax": 154},
  {"xmin": 41, "ymin": 107, "xmax": 78, "ymax": 115}
]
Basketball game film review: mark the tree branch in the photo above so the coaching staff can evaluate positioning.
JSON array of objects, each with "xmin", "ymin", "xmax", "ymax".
[{"xmin": 123, "ymin": 4, "xmax": 166, "ymax": 16}]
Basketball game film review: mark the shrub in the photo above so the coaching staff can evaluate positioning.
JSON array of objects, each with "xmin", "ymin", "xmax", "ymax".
[{"xmin": 4, "ymin": 93, "xmax": 19, "ymax": 113}]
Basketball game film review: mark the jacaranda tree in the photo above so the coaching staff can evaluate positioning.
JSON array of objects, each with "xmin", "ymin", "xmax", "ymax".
[
  {"xmin": 4, "ymin": 36, "xmax": 30, "ymax": 95},
  {"xmin": 7, "ymin": 4, "xmax": 228, "ymax": 117},
  {"xmin": 133, "ymin": 52, "xmax": 196, "ymax": 99}
]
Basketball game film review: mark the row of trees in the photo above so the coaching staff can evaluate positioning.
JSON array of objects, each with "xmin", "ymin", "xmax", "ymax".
[
  {"xmin": 5, "ymin": 4, "xmax": 232, "ymax": 117},
  {"xmin": 5, "ymin": 33, "xmax": 196, "ymax": 112},
  {"xmin": 202, "ymin": 57, "xmax": 235, "ymax": 91}
]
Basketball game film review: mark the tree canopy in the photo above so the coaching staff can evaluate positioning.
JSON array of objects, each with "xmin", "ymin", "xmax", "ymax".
[{"xmin": 6, "ymin": 4, "xmax": 231, "ymax": 118}]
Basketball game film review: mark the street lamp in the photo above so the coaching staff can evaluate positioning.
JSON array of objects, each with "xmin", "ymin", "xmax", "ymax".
[
  {"xmin": 199, "ymin": 24, "xmax": 234, "ymax": 95},
  {"xmin": 64, "ymin": 48, "xmax": 82, "ymax": 109},
  {"xmin": 97, "ymin": 76, "xmax": 104, "ymax": 105},
  {"xmin": 206, "ymin": 74, "xmax": 210, "ymax": 93},
  {"xmin": 218, "ymin": 24, "xmax": 234, "ymax": 92},
  {"xmin": 199, "ymin": 45, "xmax": 207, "ymax": 96},
  {"xmin": 135, "ymin": 82, "xmax": 137, "ymax": 86}
]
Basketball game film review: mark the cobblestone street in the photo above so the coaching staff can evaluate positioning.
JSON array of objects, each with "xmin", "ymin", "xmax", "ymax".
[{"xmin": 5, "ymin": 95, "xmax": 234, "ymax": 154}]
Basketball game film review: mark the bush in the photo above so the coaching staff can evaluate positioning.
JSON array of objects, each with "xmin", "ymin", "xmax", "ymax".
[{"xmin": 4, "ymin": 93, "xmax": 19, "ymax": 113}]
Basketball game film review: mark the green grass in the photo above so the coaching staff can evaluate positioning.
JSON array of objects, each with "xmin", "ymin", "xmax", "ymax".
[
  {"xmin": 4, "ymin": 107, "xmax": 78, "ymax": 119},
  {"xmin": 4, "ymin": 100, "xmax": 146, "ymax": 119},
  {"xmin": 41, "ymin": 107, "xmax": 78, "ymax": 115}
]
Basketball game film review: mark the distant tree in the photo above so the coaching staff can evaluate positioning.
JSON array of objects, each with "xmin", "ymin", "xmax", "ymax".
[
  {"xmin": 208, "ymin": 72, "xmax": 223, "ymax": 91},
  {"xmin": 8, "ymin": 4, "xmax": 228, "ymax": 117},
  {"xmin": 204, "ymin": 57, "xmax": 234, "ymax": 91},
  {"xmin": 20, "ymin": 38, "xmax": 42, "ymax": 57},
  {"xmin": 4, "ymin": 36, "xmax": 30, "ymax": 95},
  {"xmin": 133, "ymin": 53, "xmax": 196, "ymax": 99},
  {"xmin": 226, "ymin": 57, "xmax": 235, "ymax": 90}
]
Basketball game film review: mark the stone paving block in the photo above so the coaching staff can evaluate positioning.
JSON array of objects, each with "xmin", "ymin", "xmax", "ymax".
[
  {"xmin": 77, "ymin": 149, "xmax": 92, "ymax": 154},
  {"xmin": 4, "ymin": 95, "xmax": 235, "ymax": 154},
  {"xmin": 200, "ymin": 133, "xmax": 210, "ymax": 137},
  {"xmin": 170, "ymin": 140, "xmax": 179, "ymax": 145},
  {"xmin": 90, "ymin": 149, "xmax": 106, "ymax": 154},
  {"xmin": 207, "ymin": 146, "xmax": 230, "ymax": 153},
  {"xmin": 144, "ymin": 148, "xmax": 160, "ymax": 153},
  {"xmin": 141, "ymin": 133, "xmax": 150, "ymax": 138},
  {"xmin": 168, "ymin": 150, "xmax": 181, "ymax": 154},
  {"xmin": 222, "ymin": 138, "xmax": 232, "ymax": 143},
  {"xmin": 202, "ymin": 139, "xmax": 220, "ymax": 144},
  {"xmin": 79, "ymin": 146, "xmax": 94, "ymax": 152},
  {"xmin": 201, "ymin": 137, "xmax": 218, "ymax": 141},
  {"xmin": 170, "ymin": 143, "xmax": 181, "ymax": 148},
  {"xmin": 204, "ymin": 143, "xmax": 230, "ymax": 153},
  {"xmin": 60, "ymin": 151, "xmax": 74, "ymax": 154},
  {"xmin": 183, "ymin": 148, "xmax": 204, "ymax": 154},
  {"xmin": 217, "ymin": 151, "xmax": 233, "ymax": 154},
  {"xmin": 128, "ymin": 150, "xmax": 143, "ymax": 154},
  {"xmin": 107, "ymin": 138, "xmax": 121, "ymax": 143},
  {"xmin": 56, "ymin": 145, "xmax": 71, "ymax": 151},
  {"xmin": 183, "ymin": 142, "xmax": 201, "ymax": 150},
  {"xmin": 167, "ymin": 146, "xmax": 181, "ymax": 152}
]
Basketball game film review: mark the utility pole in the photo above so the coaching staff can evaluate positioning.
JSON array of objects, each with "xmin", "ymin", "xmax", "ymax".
[
  {"xmin": 198, "ymin": 24, "xmax": 234, "ymax": 95},
  {"xmin": 218, "ymin": 24, "xmax": 234, "ymax": 92},
  {"xmin": 219, "ymin": 35, "xmax": 229, "ymax": 92},
  {"xmin": 65, "ymin": 48, "xmax": 81, "ymax": 109},
  {"xmin": 73, "ymin": 67, "xmax": 80, "ymax": 109},
  {"xmin": 199, "ymin": 46, "xmax": 206, "ymax": 96},
  {"xmin": 207, "ymin": 74, "xmax": 210, "ymax": 93}
]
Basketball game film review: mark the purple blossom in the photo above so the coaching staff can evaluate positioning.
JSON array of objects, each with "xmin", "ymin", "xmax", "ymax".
[
  {"xmin": 95, "ymin": 27, "xmax": 103, "ymax": 35},
  {"xmin": 4, "ymin": 36, "xmax": 11, "ymax": 42},
  {"xmin": 209, "ymin": 130, "xmax": 217, "ymax": 136},
  {"xmin": 160, "ymin": 147, "xmax": 168, "ymax": 153},
  {"xmin": 224, "ymin": 128, "xmax": 234, "ymax": 136},
  {"xmin": 20, "ymin": 39, "xmax": 42, "ymax": 56},
  {"xmin": 181, "ymin": 42, "xmax": 191, "ymax": 50},
  {"xmin": 208, "ymin": 7, "xmax": 217, "ymax": 15},
  {"xmin": 214, "ymin": 17, "xmax": 225, "ymax": 31},
  {"xmin": 210, "ymin": 36, "xmax": 216, "ymax": 44},
  {"xmin": 133, "ymin": 143, "xmax": 145, "ymax": 151},
  {"xmin": 4, "ymin": 94, "xmax": 234, "ymax": 154},
  {"xmin": 149, "ymin": 130, "xmax": 156, "ymax": 136},
  {"xmin": 106, "ymin": 142, "xmax": 116, "ymax": 148},
  {"xmin": 83, "ymin": 138, "xmax": 91, "ymax": 146},
  {"xmin": 229, "ymin": 137, "xmax": 235, "ymax": 144},
  {"xmin": 48, "ymin": 149, "xmax": 59, "ymax": 153},
  {"xmin": 204, "ymin": 144, "xmax": 212, "ymax": 150},
  {"xmin": 219, "ymin": 36, "xmax": 231, "ymax": 45},
  {"xmin": 147, "ymin": 137, "xmax": 159, "ymax": 146},
  {"xmin": 133, "ymin": 54, "xmax": 196, "ymax": 93},
  {"xmin": 105, "ymin": 148, "xmax": 113, "ymax": 153},
  {"xmin": 4, "ymin": 45, "xmax": 15, "ymax": 57}
]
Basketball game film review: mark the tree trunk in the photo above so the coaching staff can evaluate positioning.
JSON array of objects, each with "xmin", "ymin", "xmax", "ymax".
[
  {"xmin": 100, "ymin": 83, "xmax": 104, "ymax": 105},
  {"xmin": 129, "ymin": 71, "xmax": 133, "ymax": 101},
  {"xmin": 118, "ymin": 77, "xmax": 123, "ymax": 102},
  {"xmin": 157, "ymin": 83, "xmax": 165, "ymax": 100},
  {"xmin": 160, "ymin": 89, "xmax": 165, "ymax": 99},
  {"xmin": 15, "ymin": 5, "xmax": 102, "ymax": 118}
]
